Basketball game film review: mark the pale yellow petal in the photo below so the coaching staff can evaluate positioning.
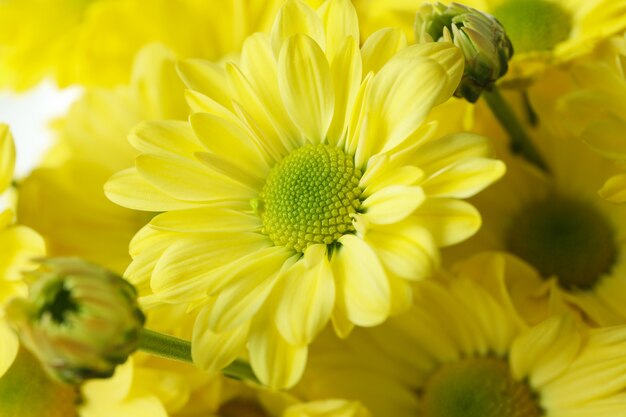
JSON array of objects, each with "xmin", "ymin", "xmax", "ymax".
[
  {"xmin": 249, "ymin": 322, "xmax": 308, "ymax": 389},
  {"xmin": 279, "ymin": 34, "xmax": 334, "ymax": 143},
  {"xmin": 365, "ymin": 222, "xmax": 438, "ymax": 280},
  {"xmin": 270, "ymin": 0, "xmax": 325, "ymax": 56},
  {"xmin": 0, "ymin": 322, "xmax": 18, "ymax": 378},
  {"xmin": 128, "ymin": 120, "xmax": 200, "ymax": 159},
  {"xmin": 176, "ymin": 59, "xmax": 231, "ymax": 109},
  {"xmin": 192, "ymin": 304, "xmax": 250, "ymax": 373},
  {"xmin": 599, "ymin": 173, "xmax": 626, "ymax": 203},
  {"xmin": 510, "ymin": 315, "xmax": 582, "ymax": 387},
  {"xmin": 275, "ymin": 244, "xmax": 335, "ymax": 345},
  {"xmin": 412, "ymin": 198, "xmax": 482, "ymax": 246},
  {"xmin": 412, "ymin": 133, "xmax": 494, "ymax": 177},
  {"xmin": 360, "ymin": 28, "xmax": 407, "ymax": 75},
  {"xmin": 333, "ymin": 235, "xmax": 390, "ymax": 326},
  {"xmin": 361, "ymin": 185, "xmax": 424, "ymax": 225},
  {"xmin": 135, "ymin": 153, "xmax": 254, "ymax": 202},
  {"xmin": 421, "ymin": 158, "xmax": 506, "ymax": 198},
  {"xmin": 0, "ymin": 124, "xmax": 15, "ymax": 194},
  {"xmin": 581, "ymin": 118, "xmax": 626, "ymax": 159},
  {"xmin": 150, "ymin": 207, "xmax": 261, "ymax": 233},
  {"xmin": 359, "ymin": 154, "xmax": 423, "ymax": 197},
  {"xmin": 105, "ymin": 167, "xmax": 198, "ymax": 211},
  {"xmin": 317, "ymin": 0, "xmax": 359, "ymax": 59},
  {"xmin": 0, "ymin": 225, "xmax": 46, "ymax": 281}
]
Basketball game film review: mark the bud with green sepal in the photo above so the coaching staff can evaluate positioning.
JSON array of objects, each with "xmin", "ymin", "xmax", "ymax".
[
  {"xmin": 415, "ymin": 2, "xmax": 513, "ymax": 102},
  {"xmin": 6, "ymin": 257, "xmax": 145, "ymax": 384}
]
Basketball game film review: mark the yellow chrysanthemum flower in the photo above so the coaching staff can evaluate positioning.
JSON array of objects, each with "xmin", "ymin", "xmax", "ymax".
[
  {"xmin": 17, "ymin": 44, "xmax": 187, "ymax": 274},
  {"xmin": 353, "ymin": 0, "xmax": 626, "ymax": 83},
  {"xmin": 0, "ymin": 0, "xmax": 301, "ymax": 90},
  {"xmin": 300, "ymin": 275, "xmax": 626, "ymax": 417},
  {"xmin": 558, "ymin": 34, "xmax": 626, "ymax": 202},
  {"xmin": 106, "ymin": 0, "xmax": 505, "ymax": 389},
  {"xmin": 0, "ymin": 125, "xmax": 46, "ymax": 378},
  {"xmin": 446, "ymin": 66, "xmax": 626, "ymax": 327}
]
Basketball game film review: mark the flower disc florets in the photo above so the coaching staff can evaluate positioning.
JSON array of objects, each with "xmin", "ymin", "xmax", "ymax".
[{"xmin": 259, "ymin": 144, "xmax": 363, "ymax": 253}]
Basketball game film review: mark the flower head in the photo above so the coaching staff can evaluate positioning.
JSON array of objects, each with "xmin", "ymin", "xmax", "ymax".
[
  {"xmin": 106, "ymin": 0, "xmax": 504, "ymax": 388},
  {"xmin": 415, "ymin": 2, "xmax": 513, "ymax": 102},
  {"xmin": 7, "ymin": 258, "xmax": 145, "ymax": 384}
]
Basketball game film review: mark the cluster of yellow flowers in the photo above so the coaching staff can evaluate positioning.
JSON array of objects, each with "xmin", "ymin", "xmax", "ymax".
[{"xmin": 3, "ymin": 0, "xmax": 626, "ymax": 416}]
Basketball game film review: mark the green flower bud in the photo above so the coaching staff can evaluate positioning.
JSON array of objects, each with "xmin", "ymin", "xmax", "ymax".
[
  {"xmin": 7, "ymin": 258, "xmax": 145, "ymax": 385},
  {"xmin": 415, "ymin": 2, "xmax": 514, "ymax": 102}
]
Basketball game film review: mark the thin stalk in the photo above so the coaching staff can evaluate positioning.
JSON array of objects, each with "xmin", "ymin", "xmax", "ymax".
[
  {"xmin": 138, "ymin": 328, "xmax": 259, "ymax": 383},
  {"xmin": 482, "ymin": 87, "xmax": 549, "ymax": 172}
]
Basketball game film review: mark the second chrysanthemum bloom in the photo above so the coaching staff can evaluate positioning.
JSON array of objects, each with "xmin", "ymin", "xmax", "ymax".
[{"xmin": 106, "ymin": 0, "xmax": 505, "ymax": 388}]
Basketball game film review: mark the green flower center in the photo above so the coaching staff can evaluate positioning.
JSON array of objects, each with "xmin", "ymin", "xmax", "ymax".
[
  {"xmin": 491, "ymin": 0, "xmax": 572, "ymax": 53},
  {"xmin": 506, "ymin": 197, "xmax": 616, "ymax": 290},
  {"xmin": 421, "ymin": 357, "xmax": 542, "ymax": 417},
  {"xmin": 258, "ymin": 144, "xmax": 362, "ymax": 253}
]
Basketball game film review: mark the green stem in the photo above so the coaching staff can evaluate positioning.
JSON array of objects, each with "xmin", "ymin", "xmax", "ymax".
[
  {"xmin": 138, "ymin": 328, "xmax": 259, "ymax": 383},
  {"xmin": 482, "ymin": 87, "xmax": 549, "ymax": 172}
]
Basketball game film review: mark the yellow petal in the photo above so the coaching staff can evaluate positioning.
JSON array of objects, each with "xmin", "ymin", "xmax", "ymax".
[
  {"xmin": 360, "ymin": 28, "xmax": 407, "ymax": 75},
  {"xmin": 361, "ymin": 185, "xmax": 424, "ymax": 225},
  {"xmin": 279, "ymin": 34, "xmax": 334, "ymax": 143},
  {"xmin": 150, "ymin": 207, "xmax": 261, "ymax": 233},
  {"xmin": 104, "ymin": 167, "xmax": 197, "ymax": 211},
  {"xmin": 176, "ymin": 59, "xmax": 231, "ymax": 109},
  {"xmin": 412, "ymin": 198, "xmax": 482, "ymax": 246},
  {"xmin": 365, "ymin": 222, "xmax": 438, "ymax": 280},
  {"xmin": 412, "ymin": 133, "xmax": 494, "ymax": 177},
  {"xmin": 192, "ymin": 304, "xmax": 250, "ymax": 373},
  {"xmin": 135, "ymin": 153, "xmax": 253, "ymax": 202},
  {"xmin": 333, "ymin": 235, "xmax": 390, "ymax": 326},
  {"xmin": 270, "ymin": 0, "xmax": 325, "ymax": 56},
  {"xmin": 0, "ymin": 124, "xmax": 15, "ymax": 194},
  {"xmin": 284, "ymin": 400, "xmax": 370, "ymax": 417},
  {"xmin": 599, "ymin": 173, "xmax": 626, "ymax": 203},
  {"xmin": 128, "ymin": 120, "xmax": 200, "ymax": 159},
  {"xmin": 421, "ymin": 158, "xmax": 506, "ymax": 198},
  {"xmin": 582, "ymin": 117, "xmax": 626, "ymax": 159},
  {"xmin": 275, "ymin": 244, "xmax": 335, "ymax": 345},
  {"xmin": 249, "ymin": 322, "xmax": 308, "ymax": 389},
  {"xmin": 317, "ymin": 0, "xmax": 359, "ymax": 59},
  {"xmin": 0, "ymin": 322, "xmax": 18, "ymax": 378},
  {"xmin": 360, "ymin": 154, "xmax": 423, "ymax": 197}
]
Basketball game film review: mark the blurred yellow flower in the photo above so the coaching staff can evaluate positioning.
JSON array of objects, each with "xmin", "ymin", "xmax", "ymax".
[
  {"xmin": 301, "ymin": 275, "xmax": 626, "ymax": 417},
  {"xmin": 17, "ymin": 44, "xmax": 187, "ymax": 274},
  {"xmin": 0, "ymin": 0, "xmax": 297, "ymax": 90},
  {"xmin": 106, "ymin": 0, "xmax": 504, "ymax": 389}
]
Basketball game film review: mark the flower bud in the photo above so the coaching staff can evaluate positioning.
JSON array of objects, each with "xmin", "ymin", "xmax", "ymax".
[
  {"xmin": 7, "ymin": 258, "xmax": 145, "ymax": 384},
  {"xmin": 415, "ymin": 2, "xmax": 514, "ymax": 102}
]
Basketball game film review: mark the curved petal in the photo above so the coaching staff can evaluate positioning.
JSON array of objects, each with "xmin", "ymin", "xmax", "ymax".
[
  {"xmin": 129, "ymin": 120, "xmax": 200, "ymax": 159},
  {"xmin": 421, "ymin": 158, "xmax": 506, "ymax": 199},
  {"xmin": 279, "ymin": 34, "xmax": 334, "ymax": 143},
  {"xmin": 412, "ymin": 198, "xmax": 482, "ymax": 247},
  {"xmin": 317, "ymin": 0, "xmax": 359, "ymax": 59},
  {"xmin": 150, "ymin": 207, "xmax": 261, "ymax": 233},
  {"xmin": 412, "ymin": 133, "xmax": 494, "ymax": 177},
  {"xmin": 361, "ymin": 185, "xmax": 424, "ymax": 225},
  {"xmin": 333, "ymin": 235, "xmax": 390, "ymax": 327},
  {"xmin": 176, "ymin": 59, "xmax": 231, "ymax": 109},
  {"xmin": 599, "ymin": 173, "xmax": 626, "ymax": 203},
  {"xmin": 270, "ymin": 0, "xmax": 325, "ymax": 56},
  {"xmin": 275, "ymin": 244, "xmax": 335, "ymax": 345},
  {"xmin": 360, "ymin": 28, "xmax": 407, "ymax": 75},
  {"xmin": 0, "ymin": 124, "xmax": 15, "ymax": 194},
  {"xmin": 0, "ymin": 322, "xmax": 18, "ymax": 378}
]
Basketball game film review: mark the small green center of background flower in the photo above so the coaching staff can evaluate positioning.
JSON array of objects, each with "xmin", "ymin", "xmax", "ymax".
[
  {"xmin": 421, "ymin": 357, "xmax": 542, "ymax": 417},
  {"xmin": 491, "ymin": 0, "xmax": 572, "ymax": 53},
  {"xmin": 259, "ymin": 144, "xmax": 362, "ymax": 253},
  {"xmin": 506, "ymin": 197, "xmax": 616, "ymax": 290}
]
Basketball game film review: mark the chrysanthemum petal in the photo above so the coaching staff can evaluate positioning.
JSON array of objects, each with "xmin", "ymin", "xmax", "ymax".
[
  {"xmin": 317, "ymin": 0, "xmax": 359, "ymax": 59},
  {"xmin": 360, "ymin": 28, "xmax": 407, "ymax": 74},
  {"xmin": 599, "ymin": 173, "xmax": 626, "ymax": 203},
  {"xmin": 412, "ymin": 133, "xmax": 494, "ymax": 177},
  {"xmin": 412, "ymin": 198, "xmax": 482, "ymax": 246},
  {"xmin": 0, "ymin": 124, "xmax": 15, "ymax": 194},
  {"xmin": 361, "ymin": 185, "xmax": 424, "ymax": 225},
  {"xmin": 510, "ymin": 315, "xmax": 582, "ymax": 387},
  {"xmin": 150, "ymin": 208, "xmax": 261, "ymax": 233},
  {"xmin": 582, "ymin": 118, "xmax": 626, "ymax": 159},
  {"xmin": 135, "ymin": 154, "xmax": 254, "ymax": 201},
  {"xmin": 129, "ymin": 120, "xmax": 200, "ymax": 159},
  {"xmin": 176, "ymin": 59, "xmax": 231, "ymax": 109},
  {"xmin": 279, "ymin": 34, "xmax": 334, "ymax": 143},
  {"xmin": 105, "ymin": 168, "xmax": 198, "ymax": 211},
  {"xmin": 365, "ymin": 222, "xmax": 438, "ymax": 280},
  {"xmin": 208, "ymin": 248, "xmax": 294, "ymax": 332},
  {"xmin": 0, "ymin": 322, "xmax": 18, "ymax": 377},
  {"xmin": 192, "ymin": 305, "xmax": 250, "ymax": 373},
  {"xmin": 421, "ymin": 158, "xmax": 506, "ymax": 198},
  {"xmin": 275, "ymin": 244, "xmax": 335, "ymax": 346},
  {"xmin": 249, "ymin": 322, "xmax": 308, "ymax": 389},
  {"xmin": 334, "ymin": 235, "xmax": 390, "ymax": 326},
  {"xmin": 270, "ymin": 0, "xmax": 325, "ymax": 56},
  {"xmin": 360, "ymin": 154, "xmax": 423, "ymax": 196}
]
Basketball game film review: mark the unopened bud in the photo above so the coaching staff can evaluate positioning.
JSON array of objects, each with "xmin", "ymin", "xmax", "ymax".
[
  {"xmin": 415, "ymin": 2, "xmax": 513, "ymax": 102},
  {"xmin": 7, "ymin": 258, "xmax": 145, "ymax": 384}
]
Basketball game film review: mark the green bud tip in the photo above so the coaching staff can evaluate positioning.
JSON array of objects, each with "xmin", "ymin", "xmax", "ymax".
[
  {"xmin": 415, "ymin": 2, "xmax": 514, "ymax": 102},
  {"xmin": 6, "ymin": 258, "xmax": 146, "ymax": 385}
]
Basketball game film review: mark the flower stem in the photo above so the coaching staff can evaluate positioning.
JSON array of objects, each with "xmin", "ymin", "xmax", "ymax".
[
  {"xmin": 138, "ymin": 328, "xmax": 259, "ymax": 383},
  {"xmin": 482, "ymin": 87, "xmax": 549, "ymax": 172}
]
